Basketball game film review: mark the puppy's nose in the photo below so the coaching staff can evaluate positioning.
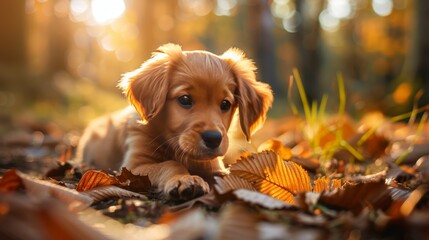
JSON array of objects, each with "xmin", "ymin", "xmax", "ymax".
[{"xmin": 201, "ymin": 131, "xmax": 222, "ymax": 149}]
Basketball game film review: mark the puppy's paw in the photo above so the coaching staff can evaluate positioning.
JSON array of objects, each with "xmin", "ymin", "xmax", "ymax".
[{"xmin": 163, "ymin": 175, "xmax": 209, "ymax": 201}]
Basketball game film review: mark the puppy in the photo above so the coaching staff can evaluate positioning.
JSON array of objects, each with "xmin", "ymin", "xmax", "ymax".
[{"xmin": 76, "ymin": 44, "xmax": 273, "ymax": 201}]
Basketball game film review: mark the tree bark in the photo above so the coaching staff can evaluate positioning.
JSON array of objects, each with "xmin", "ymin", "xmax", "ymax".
[
  {"xmin": 295, "ymin": 0, "xmax": 323, "ymax": 103},
  {"xmin": 248, "ymin": 0, "xmax": 280, "ymax": 97},
  {"xmin": 0, "ymin": 1, "xmax": 26, "ymax": 67}
]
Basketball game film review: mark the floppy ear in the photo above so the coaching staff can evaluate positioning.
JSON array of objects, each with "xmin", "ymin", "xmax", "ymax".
[
  {"xmin": 221, "ymin": 48, "xmax": 273, "ymax": 141},
  {"xmin": 118, "ymin": 44, "xmax": 183, "ymax": 124}
]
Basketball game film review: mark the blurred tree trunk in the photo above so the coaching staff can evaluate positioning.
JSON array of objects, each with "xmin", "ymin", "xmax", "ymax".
[
  {"xmin": 49, "ymin": 10, "xmax": 71, "ymax": 75},
  {"xmin": 136, "ymin": 1, "xmax": 157, "ymax": 60},
  {"xmin": 415, "ymin": 0, "xmax": 429, "ymax": 104},
  {"xmin": 0, "ymin": 1, "xmax": 26, "ymax": 67},
  {"xmin": 248, "ymin": 0, "xmax": 280, "ymax": 97},
  {"xmin": 295, "ymin": 0, "xmax": 323, "ymax": 102},
  {"xmin": 400, "ymin": 0, "xmax": 429, "ymax": 106}
]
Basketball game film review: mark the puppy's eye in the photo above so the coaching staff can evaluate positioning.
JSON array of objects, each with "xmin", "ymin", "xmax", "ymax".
[
  {"xmin": 178, "ymin": 95, "xmax": 192, "ymax": 109},
  {"xmin": 220, "ymin": 100, "xmax": 232, "ymax": 112}
]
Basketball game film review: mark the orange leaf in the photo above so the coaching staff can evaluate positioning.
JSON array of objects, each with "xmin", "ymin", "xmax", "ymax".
[
  {"xmin": 76, "ymin": 170, "xmax": 119, "ymax": 192},
  {"xmin": 257, "ymin": 139, "xmax": 292, "ymax": 160},
  {"xmin": 230, "ymin": 151, "xmax": 311, "ymax": 204},
  {"xmin": 0, "ymin": 169, "xmax": 23, "ymax": 193},
  {"xmin": 313, "ymin": 177, "xmax": 342, "ymax": 193}
]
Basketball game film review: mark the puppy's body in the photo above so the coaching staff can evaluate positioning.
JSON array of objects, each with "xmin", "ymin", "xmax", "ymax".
[{"xmin": 76, "ymin": 44, "xmax": 272, "ymax": 201}]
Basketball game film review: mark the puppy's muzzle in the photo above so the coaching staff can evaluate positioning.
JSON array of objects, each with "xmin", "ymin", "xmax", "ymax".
[{"xmin": 201, "ymin": 131, "xmax": 222, "ymax": 149}]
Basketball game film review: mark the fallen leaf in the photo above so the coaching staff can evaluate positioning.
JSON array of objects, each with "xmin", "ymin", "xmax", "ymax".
[
  {"xmin": 76, "ymin": 170, "xmax": 119, "ymax": 192},
  {"xmin": 116, "ymin": 167, "xmax": 151, "ymax": 193},
  {"xmin": 0, "ymin": 169, "xmax": 23, "ymax": 193},
  {"xmin": 388, "ymin": 187, "xmax": 410, "ymax": 201},
  {"xmin": 291, "ymin": 156, "xmax": 320, "ymax": 171},
  {"xmin": 390, "ymin": 143, "xmax": 429, "ymax": 165},
  {"xmin": 16, "ymin": 170, "xmax": 93, "ymax": 212},
  {"xmin": 168, "ymin": 208, "xmax": 212, "ymax": 240},
  {"xmin": 318, "ymin": 182, "xmax": 392, "ymax": 215},
  {"xmin": 313, "ymin": 177, "xmax": 342, "ymax": 193},
  {"xmin": 257, "ymin": 139, "xmax": 292, "ymax": 160},
  {"xmin": 318, "ymin": 116, "xmax": 357, "ymax": 148},
  {"xmin": 398, "ymin": 185, "xmax": 427, "ymax": 217},
  {"xmin": 345, "ymin": 170, "xmax": 387, "ymax": 183},
  {"xmin": 230, "ymin": 151, "xmax": 311, "ymax": 204},
  {"xmin": 82, "ymin": 185, "xmax": 147, "ymax": 203},
  {"xmin": 169, "ymin": 190, "xmax": 220, "ymax": 211},
  {"xmin": 0, "ymin": 194, "xmax": 108, "ymax": 240},
  {"xmin": 214, "ymin": 174, "xmax": 256, "ymax": 195},
  {"xmin": 233, "ymin": 189, "xmax": 294, "ymax": 209},
  {"xmin": 359, "ymin": 133, "xmax": 389, "ymax": 159},
  {"xmin": 45, "ymin": 161, "xmax": 74, "ymax": 180},
  {"xmin": 218, "ymin": 203, "xmax": 259, "ymax": 240}
]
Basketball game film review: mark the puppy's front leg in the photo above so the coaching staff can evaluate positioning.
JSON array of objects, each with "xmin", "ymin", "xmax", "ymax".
[{"xmin": 125, "ymin": 159, "xmax": 209, "ymax": 201}]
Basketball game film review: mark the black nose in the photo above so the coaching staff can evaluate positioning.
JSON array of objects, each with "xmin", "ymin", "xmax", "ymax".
[{"xmin": 201, "ymin": 131, "xmax": 222, "ymax": 149}]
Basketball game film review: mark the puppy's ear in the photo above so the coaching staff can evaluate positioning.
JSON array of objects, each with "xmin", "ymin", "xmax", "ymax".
[
  {"xmin": 119, "ymin": 44, "xmax": 183, "ymax": 124},
  {"xmin": 221, "ymin": 48, "xmax": 273, "ymax": 141}
]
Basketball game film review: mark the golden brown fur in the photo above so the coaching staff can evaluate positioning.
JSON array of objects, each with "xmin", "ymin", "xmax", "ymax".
[{"xmin": 76, "ymin": 44, "xmax": 273, "ymax": 201}]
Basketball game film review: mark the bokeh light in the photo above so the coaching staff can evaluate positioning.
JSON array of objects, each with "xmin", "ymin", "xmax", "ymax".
[
  {"xmin": 91, "ymin": 0, "xmax": 125, "ymax": 24},
  {"xmin": 215, "ymin": 0, "xmax": 237, "ymax": 16},
  {"xmin": 319, "ymin": 9, "xmax": 340, "ymax": 32},
  {"xmin": 372, "ymin": 0, "xmax": 393, "ymax": 17},
  {"xmin": 327, "ymin": 0, "xmax": 353, "ymax": 19}
]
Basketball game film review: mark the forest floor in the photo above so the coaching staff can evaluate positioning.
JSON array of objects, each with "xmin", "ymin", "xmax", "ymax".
[{"xmin": 1, "ymin": 108, "xmax": 429, "ymax": 240}]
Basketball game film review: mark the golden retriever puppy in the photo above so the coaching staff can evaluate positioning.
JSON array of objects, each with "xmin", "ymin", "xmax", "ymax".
[{"xmin": 76, "ymin": 44, "xmax": 273, "ymax": 201}]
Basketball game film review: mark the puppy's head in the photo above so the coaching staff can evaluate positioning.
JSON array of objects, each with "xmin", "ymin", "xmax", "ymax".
[{"xmin": 119, "ymin": 44, "xmax": 273, "ymax": 161}]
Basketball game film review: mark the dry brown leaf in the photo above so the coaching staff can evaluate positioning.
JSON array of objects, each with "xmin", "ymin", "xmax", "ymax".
[
  {"xmin": 291, "ymin": 156, "xmax": 320, "ymax": 171},
  {"xmin": 116, "ymin": 167, "xmax": 151, "ymax": 193},
  {"xmin": 76, "ymin": 170, "xmax": 119, "ymax": 192},
  {"xmin": 16, "ymin": 171, "xmax": 93, "ymax": 212},
  {"xmin": 45, "ymin": 162, "xmax": 75, "ymax": 181},
  {"xmin": 0, "ymin": 194, "xmax": 108, "ymax": 240},
  {"xmin": 81, "ymin": 185, "xmax": 147, "ymax": 203},
  {"xmin": 0, "ymin": 169, "xmax": 23, "ymax": 193},
  {"xmin": 319, "ymin": 182, "xmax": 392, "ymax": 215},
  {"xmin": 390, "ymin": 143, "xmax": 429, "ymax": 164},
  {"xmin": 168, "ymin": 208, "xmax": 211, "ymax": 240},
  {"xmin": 214, "ymin": 174, "xmax": 256, "ymax": 195},
  {"xmin": 230, "ymin": 151, "xmax": 311, "ymax": 204},
  {"xmin": 169, "ymin": 190, "xmax": 221, "ymax": 211},
  {"xmin": 76, "ymin": 168, "xmax": 151, "ymax": 194},
  {"xmin": 218, "ymin": 203, "xmax": 259, "ymax": 240},
  {"xmin": 0, "ymin": 170, "xmax": 93, "ymax": 211},
  {"xmin": 359, "ymin": 133, "xmax": 389, "ymax": 159}
]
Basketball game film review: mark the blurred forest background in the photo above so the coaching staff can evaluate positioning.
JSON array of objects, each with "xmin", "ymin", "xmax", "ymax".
[{"xmin": 0, "ymin": 0, "xmax": 428, "ymax": 136}]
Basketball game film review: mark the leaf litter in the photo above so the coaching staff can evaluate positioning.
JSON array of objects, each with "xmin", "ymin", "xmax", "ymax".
[{"xmin": 2, "ymin": 73, "xmax": 429, "ymax": 239}]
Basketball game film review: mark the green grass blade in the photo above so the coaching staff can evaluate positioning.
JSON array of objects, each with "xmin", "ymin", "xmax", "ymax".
[
  {"xmin": 318, "ymin": 94, "xmax": 328, "ymax": 120},
  {"xmin": 396, "ymin": 111, "xmax": 428, "ymax": 165},
  {"xmin": 340, "ymin": 140, "xmax": 364, "ymax": 161},
  {"xmin": 292, "ymin": 68, "xmax": 311, "ymax": 124},
  {"xmin": 337, "ymin": 72, "xmax": 346, "ymax": 116},
  {"xmin": 287, "ymin": 75, "xmax": 299, "ymax": 116}
]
